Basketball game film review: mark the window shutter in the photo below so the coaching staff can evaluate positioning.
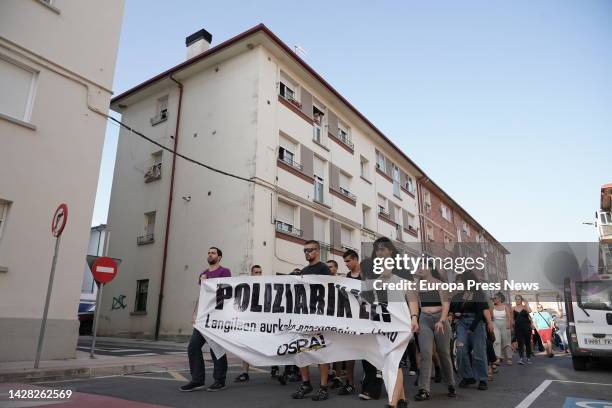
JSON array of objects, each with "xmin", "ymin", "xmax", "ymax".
[
  {"xmin": 327, "ymin": 111, "xmax": 338, "ymax": 137},
  {"xmin": 300, "ymin": 207, "xmax": 314, "ymax": 240},
  {"xmin": 277, "ymin": 201, "xmax": 294, "ymax": 225},
  {"xmin": 300, "ymin": 145, "xmax": 314, "ymax": 176},
  {"xmin": 300, "ymin": 88, "xmax": 313, "ymax": 119},
  {"xmin": 330, "ymin": 164, "xmax": 340, "ymax": 190}
]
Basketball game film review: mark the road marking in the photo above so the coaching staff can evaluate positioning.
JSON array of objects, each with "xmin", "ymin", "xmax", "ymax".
[
  {"xmin": 554, "ymin": 380, "xmax": 612, "ymax": 387},
  {"xmin": 515, "ymin": 380, "xmax": 553, "ymax": 408},
  {"xmin": 168, "ymin": 371, "xmax": 188, "ymax": 381},
  {"xmin": 122, "ymin": 375, "xmax": 183, "ymax": 382}
]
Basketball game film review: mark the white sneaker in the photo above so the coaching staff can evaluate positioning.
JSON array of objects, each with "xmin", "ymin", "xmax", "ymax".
[
  {"xmin": 527, "ymin": 358, "xmax": 532, "ymax": 364},
  {"xmin": 358, "ymin": 392, "xmax": 372, "ymax": 400},
  {"xmin": 518, "ymin": 358, "xmax": 525, "ymax": 365}
]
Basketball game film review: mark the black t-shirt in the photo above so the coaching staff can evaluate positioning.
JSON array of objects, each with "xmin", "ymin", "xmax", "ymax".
[
  {"xmin": 450, "ymin": 290, "xmax": 488, "ymax": 331},
  {"xmin": 346, "ymin": 271, "xmax": 362, "ymax": 280},
  {"xmin": 301, "ymin": 262, "xmax": 331, "ymax": 276}
]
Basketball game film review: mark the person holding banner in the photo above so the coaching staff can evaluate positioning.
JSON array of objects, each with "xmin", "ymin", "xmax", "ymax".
[
  {"xmin": 291, "ymin": 240, "xmax": 332, "ymax": 401},
  {"xmin": 365, "ymin": 237, "xmax": 420, "ymax": 408},
  {"xmin": 180, "ymin": 247, "xmax": 231, "ymax": 393},
  {"xmin": 235, "ymin": 264, "xmax": 263, "ymax": 383}
]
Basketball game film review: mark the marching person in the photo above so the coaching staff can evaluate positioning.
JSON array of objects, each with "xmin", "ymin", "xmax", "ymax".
[
  {"xmin": 336, "ymin": 249, "xmax": 361, "ymax": 396},
  {"xmin": 326, "ymin": 259, "xmax": 339, "ymax": 276},
  {"xmin": 291, "ymin": 240, "xmax": 332, "ymax": 401},
  {"xmin": 532, "ymin": 304, "xmax": 554, "ymax": 357},
  {"xmin": 365, "ymin": 237, "xmax": 419, "ymax": 408},
  {"xmin": 234, "ymin": 265, "xmax": 263, "ymax": 383},
  {"xmin": 415, "ymin": 268, "xmax": 456, "ymax": 400},
  {"xmin": 180, "ymin": 247, "xmax": 230, "ymax": 392},
  {"xmin": 492, "ymin": 292, "xmax": 513, "ymax": 365},
  {"xmin": 450, "ymin": 271, "xmax": 494, "ymax": 391},
  {"xmin": 513, "ymin": 295, "xmax": 533, "ymax": 365}
]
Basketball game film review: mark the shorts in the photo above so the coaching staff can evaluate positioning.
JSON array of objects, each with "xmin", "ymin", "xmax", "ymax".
[{"xmin": 538, "ymin": 328, "xmax": 553, "ymax": 343}]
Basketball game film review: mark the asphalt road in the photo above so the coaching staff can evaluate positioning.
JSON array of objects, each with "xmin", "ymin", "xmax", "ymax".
[
  {"xmin": 16, "ymin": 352, "xmax": 611, "ymax": 408},
  {"xmin": 76, "ymin": 338, "xmax": 187, "ymax": 357}
]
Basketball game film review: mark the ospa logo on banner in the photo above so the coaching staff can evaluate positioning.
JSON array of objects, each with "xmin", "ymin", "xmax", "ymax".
[{"xmin": 195, "ymin": 275, "xmax": 414, "ymax": 403}]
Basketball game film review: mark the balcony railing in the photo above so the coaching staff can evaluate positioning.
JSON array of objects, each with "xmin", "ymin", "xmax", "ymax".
[
  {"xmin": 275, "ymin": 220, "xmax": 303, "ymax": 237},
  {"xmin": 278, "ymin": 155, "xmax": 303, "ymax": 171},
  {"xmin": 280, "ymin": 93, "xmax": 302, "ymax": 109},
  {"xmin": 137, "ymin": 233, "xmax": 155, "ymax": 245},
  {"xmin": 150, "ymin": 110, "xmax": 168, "ymax": 126},
  {"xmin": 333, "ymin": 129, "xmax": 354, "ymax": 149},
  {"xmin": 144, "ymin": 163, "xmax": 162, "ymax": 183},
  {"xmin": 337, "ymin": 186, "xmax": 357, "ymax": 201},
  {"xmin": 378, "ymin": 207, "xmax": 391, "ymax": 218},
  {"xmin": 342, "ymin": 244, "xmax": 358, "ymax": 252},
  {"xmin": 319, "ymin": 241, "xmax": 332, "ymax": 262}
]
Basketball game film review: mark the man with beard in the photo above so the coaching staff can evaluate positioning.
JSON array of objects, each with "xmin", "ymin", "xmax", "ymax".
[{"xmin": 180, "ymin": 247, "xmax": 231, "ymax": 393}]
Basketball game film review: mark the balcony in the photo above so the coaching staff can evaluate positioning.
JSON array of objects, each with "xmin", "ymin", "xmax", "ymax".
[
  {"xmin": 137, "ymin": 233, "xmax": 154, "ymax": 245},
  {"xmin": 378, "ymin": 207, "xmax": 391, "ymax": 219},
  {"xmin": 144, "ymin": 163, "xmax": 162, "ymax": 183},
  {"xmin": 150, "ymin": 110, "xmax": 168, "ymax": 126},
  {"xmin": 278, "ymin": 155, "xmax": 303, "ymax": 171},
  {"xmin": 330, "ymin": 186, "xmax": 357, "ymax": 205},
  {"xmin": 329, "ymin": 129, "xmax": 354, "ymax": 153},
  {"xmin": 275, "ymin": 220, "xmax": 303, "ymax": 237}
]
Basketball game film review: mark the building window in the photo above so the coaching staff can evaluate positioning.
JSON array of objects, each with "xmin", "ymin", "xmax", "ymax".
[
  {"xmin": 276, "ymin": 200, "xmax": 302, "ymax": 236},
  {"xmin": 362, "ymin": 205, "xmax": 371, "ymax": 229},
  {"xmin": 444, "ymin": 235, "xmax": 454, "ymax": 252},
  {"xmin": 360, "ymin": 156, "xmax": 369, "ymax": 180},
  {"xmin": 313, "ymin": 156, "xmax": 325, "ymax": 203},
  {"xmin": 462, "ymin": 221, "xmax": 471, "ymax": 237},
  {"xmin": 336, "ymin": 120, "xmax": 353, "ymax": 147},
  {"xmin": 341, "ymin": 226, "xmax": 353, "ymax": 249},
  {"xmin": 144, "ymin": 151, "xmax": 162, "ymax": 183},
  {"xmin": 375, "ymin": 150, "xmax": 386, "ymax": 171},
  {"xmin": 150, "ymin": 95, "xmax": 168, "ymax": 125},
  {"xmin": 0, "ymin": 56, "xmax": 37, "ymax": 123},
  {"xmin": 338, "ymin": 171, "xmax": 354, "ymax": 199},
  {"xmin": 392, "ymin": 165, "xmax": 401, "ymax": 197},
  {"xmin": 313, "ymin": 215, "xmax": 329, "ymax": 261},
  {"xmin": 0, "ymin": 200, "xmax": 9, "ymax": 241},
  {"xmin": 279, "ymin": 72, "xmax": 299, "ymax": 105},
  {"xmin": 137, "ymin": 212, "xmax": 156, "ymax": 245},
  {"xmin": 279, "ymin": 135, "xmax": 301, "ymax": 170},
  {"xmin": 135, "ymin": 279, "xmax": 149, "ymax": 312},
  {"xmin": 313, "ymin": 102, "xmax": 325, "ymax": 144},
  {"xmin": 378, "ymin": 195, "xmax": 389, "ymax": 217},
  {"xmin": 424, "ymin": 191, "xmax": 431, "ymax": 213},
  {"xmin": 441, "ymin": 204, "xmax": 452, "ymax": 221},
  {"xmin": 405, "ymin": 176, "xmax": 414, "ymax": 194},
  {"xmin": 426, "ymin": 224, "xmax": 434, "ymax": 242}
]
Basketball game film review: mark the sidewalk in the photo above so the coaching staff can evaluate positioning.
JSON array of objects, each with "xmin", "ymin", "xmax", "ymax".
[{"xmin": 0, "ymin": 337, "xmax": 240, "ymax": 384}]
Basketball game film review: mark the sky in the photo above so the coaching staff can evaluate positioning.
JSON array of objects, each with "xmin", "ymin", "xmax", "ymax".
[{"xmin": 92, "ymin": 0, "xmax": 612, "ymax": 242}]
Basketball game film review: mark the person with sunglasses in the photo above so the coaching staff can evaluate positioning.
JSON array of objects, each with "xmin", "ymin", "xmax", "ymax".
[{"xmin": 291, "ymin": 240, "xmax": 332, "ymax": 401}]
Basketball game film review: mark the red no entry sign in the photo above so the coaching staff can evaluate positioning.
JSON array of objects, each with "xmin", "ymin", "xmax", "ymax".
[
  {"xmin": 92, "ymin": 257, "xmax": 118, "ymax": 284},
  {"xmin": 51, "ymin": 204, "xmax": 68, "ymax": 237}
]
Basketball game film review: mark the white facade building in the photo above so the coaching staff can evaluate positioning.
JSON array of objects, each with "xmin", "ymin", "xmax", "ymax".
[
  {"xmin": 0, "ymin": 0, "xmax": 123, "ymax": 361},
  {"xmin": 101, "ymin": 25, "xmax": 428, "ymax": 340}
]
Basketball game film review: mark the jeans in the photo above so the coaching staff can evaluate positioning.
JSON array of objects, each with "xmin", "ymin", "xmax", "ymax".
[
  {"xmin": 418, "ymin": 312, "xmax": 455, "ymax": 391},
  {"xmin": 187, "ymin": 328, "xmax": 228, "ymax": 384},
  {"xmin": 455, "ymin": 316, "xmax": 488, "ymax": 382}
]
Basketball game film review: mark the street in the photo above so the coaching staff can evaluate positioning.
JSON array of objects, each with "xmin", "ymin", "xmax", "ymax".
[
  {"xmin": 76, "ymin": 338, "xmax": 187, "ymax": 358},
  {"xmin": 2, "ymin": 352, "xmax": 610, "ymax": 408}
]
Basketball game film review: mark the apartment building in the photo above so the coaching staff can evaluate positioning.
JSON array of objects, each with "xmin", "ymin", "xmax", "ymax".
[
  {"xmin": 101, "ymin": 24, "xmax": 506, "ymax": 339},
  {"xmin": 0, "ymin": 1, "xmax": 123, "ymax": 361}
]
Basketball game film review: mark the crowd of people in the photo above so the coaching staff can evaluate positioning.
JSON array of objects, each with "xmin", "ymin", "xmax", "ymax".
[{"xmin": 178, "ymin": 239, "xmax": 567, "ymax": 408}]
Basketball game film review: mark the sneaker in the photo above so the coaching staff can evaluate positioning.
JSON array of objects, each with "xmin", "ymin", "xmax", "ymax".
[
  {"xmin": 234, "ymin": 373, "xmax": 249, "ymax": 383},
  {"xmin": 338, "ymin": 384, "xmax": 355, "ymax": 395},
  {"xmin": 459, "ymin": 378, "xmax": 476, "ymax": 388},
  {"xmin": 478, "ymin": 381, "xmax": 488, "ymax": 391},
  {"xmin": 414, "ymin": 389, "xmax": 430, "ymax": 401},
  {"xmin": 376, "ymin": 370, "xmax": 383, "ymax": 379},
  {"xmin": 291, "ymin": 383, "xmax": 313, "ymax": 399},
  {"xmin": 408, "ymin": 370, "xmax": 417, "ymax": 376},
  {"xmin": 448, "ymin": 386, "xmax": 457, "ymax": 398},
  {"xmin": 179, "ymin": 382, "xmax": 205, "ymax": 392},
  {"xmin": 518, "ymin": 358, "xmax": 525, "ymax": 365},
  {"xmin": 206, "ymin": 381, "xmax": 227, "ymax": 392},
  {"xmin": 331, "ymin": 377, "xmax": 343, "ymax": 389},
  {"xmin": 398, "ymin": 399, "xmax": 409, "ymax": 408},
  {"xmin": 311, "ymin": 387, "xmax": 329, "ymax": 401},
  {"xmin": 527, "ymin": 358, "xmax": 533, "ymax": 364},
  {"xmin": 278, "ymin": 373, "xmax": 287, "ymax": 386},
  {"xmin": 287, "ymin": 373, "xmax": 301, "ymax": 382},
  {"xmin": 358, "ymin": 392, "xmax": 372, "ymax": 400}
]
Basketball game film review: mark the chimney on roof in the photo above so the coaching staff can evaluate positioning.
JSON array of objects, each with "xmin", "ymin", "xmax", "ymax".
[{"xmin": 186, "ymin": 29, "xmax": 213, "ymax": 60}]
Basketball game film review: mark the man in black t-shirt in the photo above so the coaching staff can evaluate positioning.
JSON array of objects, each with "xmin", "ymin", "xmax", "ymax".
[{"xmin": 291, "ymin": 240, "xmax": 331, "ymax": 401}]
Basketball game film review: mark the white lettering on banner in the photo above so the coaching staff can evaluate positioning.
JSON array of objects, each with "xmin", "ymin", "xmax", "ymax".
[{"xmin": 195, "ymin": 275, "xmax": 413, "ymax": 404}]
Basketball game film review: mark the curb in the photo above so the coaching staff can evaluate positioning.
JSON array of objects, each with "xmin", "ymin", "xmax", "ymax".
[{"xmin": 0, "ymin": 362, "xmax": 188, "ymax": 384}]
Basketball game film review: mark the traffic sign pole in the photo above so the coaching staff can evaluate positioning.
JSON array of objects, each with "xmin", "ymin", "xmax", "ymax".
[
  {"xmin": 90, "ymin": 282, "xmax": 104, "ymax": 359},
  {"xmin": 34, "ymin": 235, "xmax": 61, "ymax": 369}
]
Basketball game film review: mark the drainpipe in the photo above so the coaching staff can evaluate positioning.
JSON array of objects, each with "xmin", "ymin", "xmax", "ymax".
[
  {"xmin": 416, "ymin": 176, "xmax": 428, "ymax": 254},
  {"xmin": 154, "ymin": 75, "xmax": 183, "ymax": 340}
]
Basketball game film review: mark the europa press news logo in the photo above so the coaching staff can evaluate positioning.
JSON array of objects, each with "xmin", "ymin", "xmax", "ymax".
[{"xmin": 276, "ymin": 334, "xmax": 327, "ymax": 355}]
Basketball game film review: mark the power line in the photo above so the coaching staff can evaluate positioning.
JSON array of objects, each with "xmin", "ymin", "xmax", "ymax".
[{"xmin": 107, "ymin": 116, "xmax": 260, "ymax": 185}]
